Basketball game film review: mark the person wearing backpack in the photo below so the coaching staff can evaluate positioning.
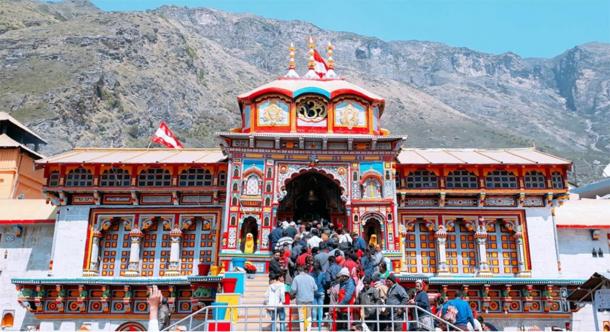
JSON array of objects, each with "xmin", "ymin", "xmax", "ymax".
[
  {"xmin": 441, "ymin": 291, "xmax": 475, "ymax": 330},
  {"xmin": 358, "ymin": 278, "xmax": 384, "ymax": 331},
  {"xmin": 265, "ymin": 274, "xmax": 286, "ymax": 332}
]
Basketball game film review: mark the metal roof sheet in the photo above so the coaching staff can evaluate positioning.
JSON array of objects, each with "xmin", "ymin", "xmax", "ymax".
[
  {"xmin": 397, "ymin": 148, "xmax": 571, "ymax": 165},
  {"xmin": 38, "ymin": 148, "xmax": 226, "ymax": 165}
]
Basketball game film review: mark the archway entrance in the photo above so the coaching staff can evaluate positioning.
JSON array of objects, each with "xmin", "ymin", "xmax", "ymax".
[
  {"xmin": 278, "ymin": 172, "xmax": 345, "ymax": 227},
  {"xmin": 240, "ymin": 217, "xmax": 258, "ymax": 253},
  {"xmin": 363, "ymin": 218, "xmax": 383, "ymax": 247}
]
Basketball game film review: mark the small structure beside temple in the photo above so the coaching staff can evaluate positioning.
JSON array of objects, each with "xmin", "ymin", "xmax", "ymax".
[{"xmin": 7, "ymin": 40, "xmax": 591, "ymax": 330}]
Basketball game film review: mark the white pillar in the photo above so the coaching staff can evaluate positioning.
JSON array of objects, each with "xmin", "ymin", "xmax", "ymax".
[
  {"xmin": 125, "ymin": 228, "xmax": 143, "ymax": 276},
  {"xmin": 476, "ymin": 231, "xmax": 491, "ymax": 276},
  {"xmin": 84, "ymin": 231, "xmax": 102, "ymax": 276},
  {"xmin": 436, "ymin": 227, "xmax": 449, "ymax": 276},
  {"xmin": 166, "ymin": 228, "xmax": 182, "ymax": 276}
]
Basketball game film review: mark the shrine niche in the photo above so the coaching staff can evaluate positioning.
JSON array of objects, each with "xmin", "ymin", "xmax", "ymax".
[
  {"xmin": 239, "ymin": 216, "xmax": 259, "ymax": 254},
  {"xmin": 296, "ymin": 95, "xmax": 327, "ymax": 129}
]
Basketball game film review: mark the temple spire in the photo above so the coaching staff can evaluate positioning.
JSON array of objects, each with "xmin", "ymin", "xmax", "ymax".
[
  {"xmin": 304, "ymin": 36, "xmax": 319, "ymax": 79},
  {"xmin": 284, "ymin": 42, "xmax": 299, "ymax": 78},
  {"xmin": 324, "ymin": 41, "xmax": 337, "ymax": 78}
]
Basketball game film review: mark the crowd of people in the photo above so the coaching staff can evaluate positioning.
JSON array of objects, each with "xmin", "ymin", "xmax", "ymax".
[{"xmin": 264, "ymin": 219, "xmax": 492, "ymax": 331}]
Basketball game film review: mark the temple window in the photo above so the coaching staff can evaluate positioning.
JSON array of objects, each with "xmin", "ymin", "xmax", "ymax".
[
  {"xmin": 218, "ymin": 171, "xmax": 227, "ymax": 187},
  {"xmin": 395, "ymin": 173, "xmax": 401, "ymax": 188},
  {"xmin": 297, "ymin": 95, "xmax": 327, "ymax": 122},
  {"xmin": 486, "ymin": 221, "xmax": 519, "ymax": 274},
  {"xmin": 362, "ymin": 178, "xmax": 382, "ymax": 199},
  {"xmin": 179, "ymin": 168, "xmax": 213, "ymax": 186},
  {"xmin": 138, "ymin": 168, "xmax": 171, "ymax": 187},
  {"xmin": 446, "ymin": 170, "xmax": 478, "ymax": 189},
  {"xmin": 485, "ymin": 170, "xmax": 518, "ymax": 189},
  {"xmin": 141, "ymin": 219, "xmax": 170, "ymax": 277},
  {"xmin": 446, "ymin": 222, "xmax": 476, "ymax": 274},
  {"xmin": 100, "ymin": 168, "xmax": 131, "ymax": 187},
  {"xmin": 180, "ymin": 217, "xmax": 216, "ymax": 275},
  {"xmin": 404, "ymin": 222, "xmax": 437, "ymax": 274},
  {"xmin": 243, "ymin": 174, "xmax": 261, "ymax": 195},
  {"xmin": 48, "ymin": 171, "xmax": 60, "ymax": 186},
  {"xmin": 99, "ymin": 221, "xmax": 131, "ymax": 277},
  {"xmin": 65, "ymin": 167, "xmax": 93, "ymax": 187},
  {"xmin": 551, "ymin": 172, "xmax": 564, "ymax": 189},
  {"xmin": 406, "ymin": 170, "xmax": 439, "ymax": 189},
  {"xmin": 1, "ymin": 311, "xmax": 14, "ymax": 329},
  {"xmin": 524, "ymin": 171, "xmax": 546, "ymax": 189}
]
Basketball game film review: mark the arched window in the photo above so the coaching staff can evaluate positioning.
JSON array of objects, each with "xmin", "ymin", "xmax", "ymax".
[
  {"xmin": 243, "ymin": 174, "xmax": 261, "ymax": 195},
  {"xmin": 486, "ymin": 221, "xmax": 518, "ymax": 274},
  {"xmin": 406, "ymin": 170, "xmax": 439, "ymax": 189},
  {"xmin": 551, "ymin": 172, "xmax": 564, "ymax": 189},
  {"xmin": 218, "ymin": 171, "xmax": 227, "ymax": 187},
  {"xmin": 362, "ymin": 178, "xmax": 382, "ymax": 199},
  {"xmin": 100, "ymin": 168, "xmax": 131, "ymax": 187},
  {"xmin": 524, "ymin": 171, "xmax": 546, "ymax": 189},
  {"xmin": 179, "ymin": 168, "xmax": 212, "ymax": 186},
  {"xmin": 446, "ymin": 222, "xmax": 476, "ymax": 274},
  {"xmin": 48, "ymin": 171, "xmax": 60, "ymax": 186},
  {"xmin": 404, "ymin": 222, "xmax": 437, "ymax": 274},
  {"xmin": 65, "ymin": 167, "xmax": 93, "ymax": 187},
  {"xmin": 446, "ymin": 170, "xmax": 478, "ymax": 189},
  {"xmin": 138, "ymin": 168, "xmax": 171, "ymax": 187},
  {"xmin": 486, "ymin": 170, "xmax": 518, "ymax": 189},
  {"xmin": 1, "ymin": 311, "xmax": 14, "ymax": 328}
]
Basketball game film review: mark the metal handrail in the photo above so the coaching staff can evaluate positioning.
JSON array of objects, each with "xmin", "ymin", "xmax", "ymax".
[{"xmin": 163, "ymin": 303, "xmax": 461, "ymax": 331}]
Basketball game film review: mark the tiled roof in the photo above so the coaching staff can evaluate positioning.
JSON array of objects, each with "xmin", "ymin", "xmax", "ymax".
[
  {"xmin": 397, "ymin": 148, "xmax": 571, "ymax": 165},
  {"xmin": 37, "ymin": 148, "xmax": 226, "ymax": 165},
  {"xmin": 556, "ymin": 198, "xmax": 610, "ymax": 228},
  {"xmin": 0, "ymin": 199, "xmax": 57, "ymax": 223}
]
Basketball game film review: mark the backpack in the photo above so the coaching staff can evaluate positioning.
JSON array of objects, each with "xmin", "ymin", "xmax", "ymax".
[
  {"xmin": 359, "ymin": 288, "xmax": 382, "ymax": 318},
  {"xmin": 443, "ymin": 305, "xmax": 458, "ymax": 323}
]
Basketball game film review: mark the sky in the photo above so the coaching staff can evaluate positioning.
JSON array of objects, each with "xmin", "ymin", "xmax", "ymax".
[{"xmin": 90, "ymin": 0, "xmax": 610, "ymax": 58}]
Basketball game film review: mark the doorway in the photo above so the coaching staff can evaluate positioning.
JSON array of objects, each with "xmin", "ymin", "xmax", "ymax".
[
  {"xmin": 363, "ymin": 218, "xmax": 383, "ymax": 247},
  {"xmin": 240, "ymin": 217, "xmax": 258, "ymax": 253}
]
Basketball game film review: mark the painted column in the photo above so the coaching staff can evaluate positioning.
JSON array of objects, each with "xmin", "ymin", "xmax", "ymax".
[
  {"xmin": 475, "ymin": 218, "xmax": 491, "ymax": 276},
  {"xmin": 84, "ymin": 230, "xmax": 102, "ymax": 276},
  {"xmin": 514, "ymin": 226, "xmax": 530, "ymax": 277},
  {"xmin": 125, "ymin": 228, "xmax": 143, "ymax": 277},
  {"xmin": 436, "ymin": 227, "xmax": 449, "ymax": 276},
  {"xmin": 399, "ymin": 224, "xmax": 407, "ymax": 272},
  {"xmin": 166, "ymin": 227, "xmax": 183, "ymax": 276}
]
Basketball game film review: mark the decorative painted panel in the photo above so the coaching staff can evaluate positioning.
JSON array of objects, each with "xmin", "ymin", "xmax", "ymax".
[
  {"xmin": 359, "ymin": 162, "xmax": 383, "ymax": 175},
  {"xmin": 257, "ymin": 99, "xmax": 289, "ymax": 126},
  {"xmin": 486, "ymin": 222, "xmax": 518, "ymax": 274},
  {"xmin": 180, "ymin": 215, "xmax": 216, "ymax": 275},
  {"xmin": 334, "ymin": 101, "xmax": 367, "ymax": 129},
  {"xmin": 100, "ymin": 221, "xmax": 130, "ymax": 277},
  {"xmin": 243, "ymin": 105, "xmax": 251, "ymax": 130},
  {"xmin": 404, "ymin": 222, "xmax": 437, "ymax": 274},
  {"xmin": 446, "ymin": 224, "xmax": 476, "ymax": 274}
]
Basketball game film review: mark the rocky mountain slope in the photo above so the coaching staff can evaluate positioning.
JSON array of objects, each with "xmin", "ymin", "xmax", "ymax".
[{"xmin": 1, "ymin": 0, "xmax": 609, "ymax": 184}]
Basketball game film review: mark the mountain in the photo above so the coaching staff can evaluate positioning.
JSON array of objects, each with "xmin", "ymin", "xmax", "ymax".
[{"xmin": 1, "ymin": 1, "xmax": 609, "ymax": 184}]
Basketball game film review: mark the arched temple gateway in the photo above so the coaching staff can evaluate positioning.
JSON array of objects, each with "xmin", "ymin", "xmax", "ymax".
[{"xmin": 12, "ymin": 41, "xmax": 580, "ymax": 330}]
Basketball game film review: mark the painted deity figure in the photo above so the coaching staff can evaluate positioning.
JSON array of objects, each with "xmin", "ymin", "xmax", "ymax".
[{"xmin": 244, "ymin": 233, "xmax": 255, "ymax": 254}]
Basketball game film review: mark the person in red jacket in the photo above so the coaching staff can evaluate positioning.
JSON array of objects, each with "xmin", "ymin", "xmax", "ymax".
[{"xmin": 335, "ymin": 267, "xmax": 356, "ymax": 330}]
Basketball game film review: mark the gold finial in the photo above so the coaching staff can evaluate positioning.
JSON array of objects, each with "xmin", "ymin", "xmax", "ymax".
[
  {"xmin": 326, "ymin": 41, "xmax": 335, "ymax": 70},
  {"xmin": 307, "ymin": 36, "xmax": 315, "ymax": 70},
  {"xmin": 288, "ymin": 42, "xmax": 296, "ymax": 70}
]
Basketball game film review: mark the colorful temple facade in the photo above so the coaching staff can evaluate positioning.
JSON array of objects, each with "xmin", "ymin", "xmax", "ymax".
[{"xmin": 8, "ymin": 42, "xmax": 588, "ymax": 330}]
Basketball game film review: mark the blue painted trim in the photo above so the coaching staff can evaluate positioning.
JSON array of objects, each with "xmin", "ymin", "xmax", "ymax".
[{"xmin": 293, "ymin": 87, "xmax": 330, "ymax": 99}]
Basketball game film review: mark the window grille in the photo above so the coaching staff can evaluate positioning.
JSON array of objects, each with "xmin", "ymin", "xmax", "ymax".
[
  {"xmin": 551, "ymin": 172, "xmax": 564, "ymax": 189},
  {"xmin": 179, "ymin": 168, "xmax": 213, "ymax": 186},
  {"xmin": 48, "ymin": 171, "xmax": 60, "ymax": 186},
  {"xmin": 65, "ymin": 167, "xmax": 93, "ymax": 187},
  {"xmin": 524, "ymin": 171, "xmax": 546, "ymax": 189},
  {"xmin": 446, "ymin": 170, "xmax": 478, "ymax": 189},
  {"xmin": 99, "ymin": 221, "xmax": 130, "ymax": 277},
  {"xmin": 485, "ymin": 170, "xmax": 518, "ymax": 189},
  {"xmin": 404, "ymin": 222, "xmax": 437, "ymax": 274},
  {"xmin": 446, "ymin": 223, "xmax": 476, "ymax": 274},
  {"xmin": 243, "ymin": 174, "xmax": 261, "ymax": 195},
  {"xmin": 486, "ymin": 222, "xmax": 518, "ymax": 274},
  {"xmin": 180, "ymin": 217, "xmax": 216, "ymax": 275},
  {"xmin": 138, "ymin": 168, "xmax": 171, "ymax": 187},
  {"xmin": 218, "ymin": 171, "xmax": 227, "ymax": 187},
  {"xmin": 406, "ymin": 170, "xmax": 439, "ymax": 189},
  {"xmin": 100, "ymin": 168, "xmax": 131, "ymax": 187}
]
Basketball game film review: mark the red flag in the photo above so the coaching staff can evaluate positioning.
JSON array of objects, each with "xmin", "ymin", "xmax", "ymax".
[
  {"xmin": 151, "ymin": 121, "xmax": 183, "ymax": 148},
  {"xmin": 313, "ymin": 49, "xmax": 328, "ymax": 78}
]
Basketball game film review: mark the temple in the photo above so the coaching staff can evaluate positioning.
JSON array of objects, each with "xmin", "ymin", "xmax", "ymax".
[{"xmin": 7, "ymin": 41, "xmax": 595, "ymax": 330}]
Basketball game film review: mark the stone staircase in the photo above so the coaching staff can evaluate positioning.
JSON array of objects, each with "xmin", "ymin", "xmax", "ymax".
[{"xmin": 234, "ymin": 274, "xmax": 271, "ymax": 331}]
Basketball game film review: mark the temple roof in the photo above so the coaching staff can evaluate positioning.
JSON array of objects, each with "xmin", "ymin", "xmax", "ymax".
[
  {"xmin": 237, "ymin": 78, "xmax": 384, "ymax": 106},
  {"xmin": 37, "ymin": 148, "xmax": 226, "ymax": 165},
  {"xmin": 556, "ymin": 198, "xmax": 610, "ymax": 228},
  {"xmin": 0, "ymin": 199, "xmax": 57, "ymax": 224},
  {"xmin": 397, "ymin": 148, "xmax": 571, "ymax": 165},
  {"xmin": 0, "ymin": 112, "xmax": 46, "ymax": 145},
  {"xmin": 0, "ymin": 134, "xmax": 44, "ymax": 159}
]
